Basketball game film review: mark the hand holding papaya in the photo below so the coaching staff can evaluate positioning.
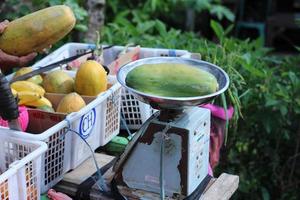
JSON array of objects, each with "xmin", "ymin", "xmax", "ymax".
[{"xmin": 0, "ymin": 20, "xmax": 37, "ymax": 71}]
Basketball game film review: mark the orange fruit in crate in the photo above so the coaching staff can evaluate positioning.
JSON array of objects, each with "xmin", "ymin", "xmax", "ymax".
[
  {"xmin": 42, "ymin": 70, "xmax": 74, "ymax": 94},
  {"xmin": 74, "ymin": 60, "xmax": 107, "ymax": 96},
  {"xmin": 56, "ymin": 92, "xmax": 86, "ymax": 114}
]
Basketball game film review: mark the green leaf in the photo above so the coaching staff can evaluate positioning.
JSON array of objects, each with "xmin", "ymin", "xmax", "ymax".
[
  {"xmin": 151, "ymin": 0, "xmax": 158, "ymax": 11},
  {"xmin": 295, "ymin": 106, "xmax": 300, "ymax": 114},
  {"xmin": 137, "ymin": 21, "xmax": 156, "ymax": 34},
  {"xmin": 288, "ymin": 71, "xmax": 299, "ymax": 86},
  {"xmin": 221, "ymin": 93, "xmax": 229, "ymax": 145},
  {"xmin": 209, "ymin": 5, "xmax": 235, "ymax": 21},
  {"xmin": 222, "ymin": 6, "xmax": 235, "ymax": 22},
  {"xmin": 224, "ymin": 24, "xmax": 234, "ymax": 36},
  {"xmin": 75, "ymin": 24, "xmax": 88, "ymax": 32},
  {"xmin": 19, "ymin": 4, "xmax": 31, "ymax": 15},
  {"xmin": 49, "ymin": 0, "xmax": 61, "ymax": 6},
  {"xmin": 239, "ymin": 55, "xmax": 265, "ymax": 77},
  {"xmin": 265, "ymin": 98, "xmax": 280, "ymax": 107},
  {"xmin": 155, "ymin": 20, "xmax": 167, "ymax": 36},
  {"xmin": 279, "ymin": 106, "xmax": 288, "ymax": 116},
  {"xmin": 210, "ymin": 20, "xmax": 224, "ymax": 42},
  {"xmin": 194, "ymin": 0, "xmax": 211, "ymax": 11},
  {"xmin": 261, "ymin": 187, "xmax": 270, "ymax": 200}
]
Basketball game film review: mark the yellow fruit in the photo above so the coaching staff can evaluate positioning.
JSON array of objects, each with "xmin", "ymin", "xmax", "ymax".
[
  {"xmin": 11, "ymin": 81, "xmax": 45, "ymax": 96},
  {"xmin": 14, "ymin": 67, "xmax": 43, "ymax": 85},
  {"xmin": 75, "ymin": 60, "xmax": 107, "ymax": 96},
  {"xmin": 0, "ymin": 5, "xmax": 76, "ymax": 56},
  {"xmin": 42, "ymin": 70, "xmax": 74, "ymax": 94},
  {"xmin": 56, "ymin": 92, "xmax": 86, "ymax": 114},
  {"xmin": 11, "ymin": 88, "xmax": 17, "ymax": 97},
  {"xmin": 17, "ymin": 91, "xmax": 41, "ymax": 105},
  {"xmin": 25, "ymin": 96, "xmax": 52, "ymax": 108}
]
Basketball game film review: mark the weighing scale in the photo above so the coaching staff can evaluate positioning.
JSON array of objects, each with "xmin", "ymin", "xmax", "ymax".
[{"xmin": 113, "ymin": 57, "xmax": 229, "ymax": 199}]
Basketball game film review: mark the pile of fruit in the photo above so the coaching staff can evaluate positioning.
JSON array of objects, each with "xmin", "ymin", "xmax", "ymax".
[{"xmin": 11, "ymin": 60, "xmax": 108, "ymax": 114}]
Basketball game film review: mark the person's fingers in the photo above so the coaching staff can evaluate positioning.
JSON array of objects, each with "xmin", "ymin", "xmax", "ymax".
[
  {"xmin": 0, "ymin": 20, "xmax": 9, "ymax": 33},
  {"xmin": 0, "ymin": 49, "xmax": 19, "ymax": 66},
  {"xmin": 0, "ymin": 50, "xmax": 37, "ymax": 68},
  {"xmin": 19, "ymin": 52, "xmax": 37, "ymax": 66}
]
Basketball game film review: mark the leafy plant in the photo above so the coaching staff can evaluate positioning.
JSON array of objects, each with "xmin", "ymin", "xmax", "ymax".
[
  {"xmin": 102, "ymin": 11, "xmax": 300, "ymax": 198},
  {"xmin": 179, "ymin": 0, "xmax": 235, "ymax": 21},
  {"xmin": 105, "ymin": 0, "xmax": 234, "ymax": 34}
]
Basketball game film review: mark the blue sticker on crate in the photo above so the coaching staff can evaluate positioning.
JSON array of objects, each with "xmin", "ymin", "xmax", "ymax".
[
  {"xmin": 168, "ymin": 50, "xmax": 176, "ymax": 57},
  {"xmin": 79, "ymin": 108, "xmax": 96, "ymax": 139},
  {"xmin": 87, "ymin": 43, "xmax": 96, "ymax": 50}
]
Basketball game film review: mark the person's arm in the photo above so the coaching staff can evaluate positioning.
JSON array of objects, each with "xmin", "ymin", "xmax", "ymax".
[{"xmin": 0, "ymin": 20, "xmax": 37, "ymax": 72}]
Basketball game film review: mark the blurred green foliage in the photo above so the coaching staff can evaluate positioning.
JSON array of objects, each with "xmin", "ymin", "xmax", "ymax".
[
  {"xmin": 1, "ymin": 0, "xmax": 300, "ymax": 199},
  {"xmin": 102, "ymin": 1, "xmax": 300, "ymax": 198}
]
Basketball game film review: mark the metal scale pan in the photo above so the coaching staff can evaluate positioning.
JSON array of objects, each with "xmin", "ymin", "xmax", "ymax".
[{"xmin": 117, "ymin": 57, "xmax": 230, "ymax": 110}]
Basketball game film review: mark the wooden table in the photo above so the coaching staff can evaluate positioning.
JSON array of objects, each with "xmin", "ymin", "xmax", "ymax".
[{"xmin": 54, "ymin": 153, "xmax": 239, "ymax": 200}]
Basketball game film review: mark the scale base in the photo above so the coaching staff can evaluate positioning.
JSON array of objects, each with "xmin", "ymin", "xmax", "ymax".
[{"xmin": 114, "ymin": 107, "xmax": 211, "ymax": 199}]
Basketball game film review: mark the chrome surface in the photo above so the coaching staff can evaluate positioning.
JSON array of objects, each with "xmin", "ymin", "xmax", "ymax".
[{"xmin": 117, "ymin": 57, "xmax": 230, "ymax": 110}]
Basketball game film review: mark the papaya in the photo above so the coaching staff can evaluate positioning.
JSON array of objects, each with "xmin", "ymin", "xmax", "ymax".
[
  {"xmin": 75, "ymin": 60, "xmax": 107, "ymax": 96},
  {"xmin": 56, "ymin": 92, "xmax": 86, "ymax": 114},
  {"xmin": 125, "ymin": 63, "xmax": 219, "ymax": 97},
  {"xmin": 42, "ymin": 70, "xmax": 74, "ymax": 94},
  {"xmin": 0, "ymin": 5, "xmax": 76, "ymax": 56}
]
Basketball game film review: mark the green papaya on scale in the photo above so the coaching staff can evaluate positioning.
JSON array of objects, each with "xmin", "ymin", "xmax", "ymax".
[{"xmin": 125, "ymin": 63, "xmax": 219, "ymax": 98}]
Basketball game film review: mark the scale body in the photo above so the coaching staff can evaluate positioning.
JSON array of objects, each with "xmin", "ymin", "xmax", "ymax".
[
  {"xmin": 115, "ymin": 57, "xmax": 229, "ymax": 199},
  {"xmin": 114, "ymin": 107, "xmax": 211, "ymax": 198}
]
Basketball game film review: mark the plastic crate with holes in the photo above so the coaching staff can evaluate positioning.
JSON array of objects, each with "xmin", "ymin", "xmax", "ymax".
[
  {"xmin": 31, "ymin": 43, "xmax": 122, "ymax": 167},
  {"xmin": 31, "ymin": 43, "xmax": 122, "ymax": 146},
  {"xmin": 5, "ymin": 78, "xmax": 121, "ymax": 193},
  {"xmin": 32, "ymin": 43, "xmax": 195, "ymax": 130},
  {"xmin": 0, "ymin": 130, "xmax": 47, "ymax": 200},
  {"xmin": 5, "ymin": 43, "xmax": 122, "ymax": 193},
  {"xmin": 3, "ymin": 122, "xmax": 73, "ymax": 194}
]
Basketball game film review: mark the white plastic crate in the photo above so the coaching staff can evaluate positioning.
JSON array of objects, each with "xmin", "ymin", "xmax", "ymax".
[
  {"xmin": 3, "ymin": 123, "xmax": 73, "ymax": 194},
  {"xmin": 32, "ymin": 43, "xmax": 122, "ymax": 169},
  {"xmin": 120, "ymin": 88, "xmax": 153, "ymax": 130},
  {"xmin": 4, "ymin": 84, "xmax": 122, "ymax": 193},
  {"xmin": 63, "ymin": 76, "xmax": 121, "ymax": 168},
  {"xmin": 3, "ymin": 43, "xmax": 122, "ymax": 193},
  {"xmin": 0, "ymin": 130, "xmax": 47, "ymax": 200}
]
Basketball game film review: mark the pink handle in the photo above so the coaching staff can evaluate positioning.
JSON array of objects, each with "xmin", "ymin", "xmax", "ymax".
[
  {"xmin": 0, "ymin": 106, "xmax": 29, "ymax": 131},
  {"xmin": 201, "ymin": 104, "xmax": 234, "ymax": 120},
  {"xmin": 47, "ymin": 189, "xmax": 72, "ymax": 200}
]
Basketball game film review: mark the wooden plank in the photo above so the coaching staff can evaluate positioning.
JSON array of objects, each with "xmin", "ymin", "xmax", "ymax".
[
  {"xmin": 54, "ymin": 153, "xmax": 115, "ymax": 200},
  {"xmin": 63, "ymin": 153, "xmax": 115, "ymax": 184},
  {"xmin": 199, "ymin": 173, "xmax": 239, "ymax": 200},
  {"xmin": 202, "ymin": 178, "xmax": 216, "ymax": 194}
]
